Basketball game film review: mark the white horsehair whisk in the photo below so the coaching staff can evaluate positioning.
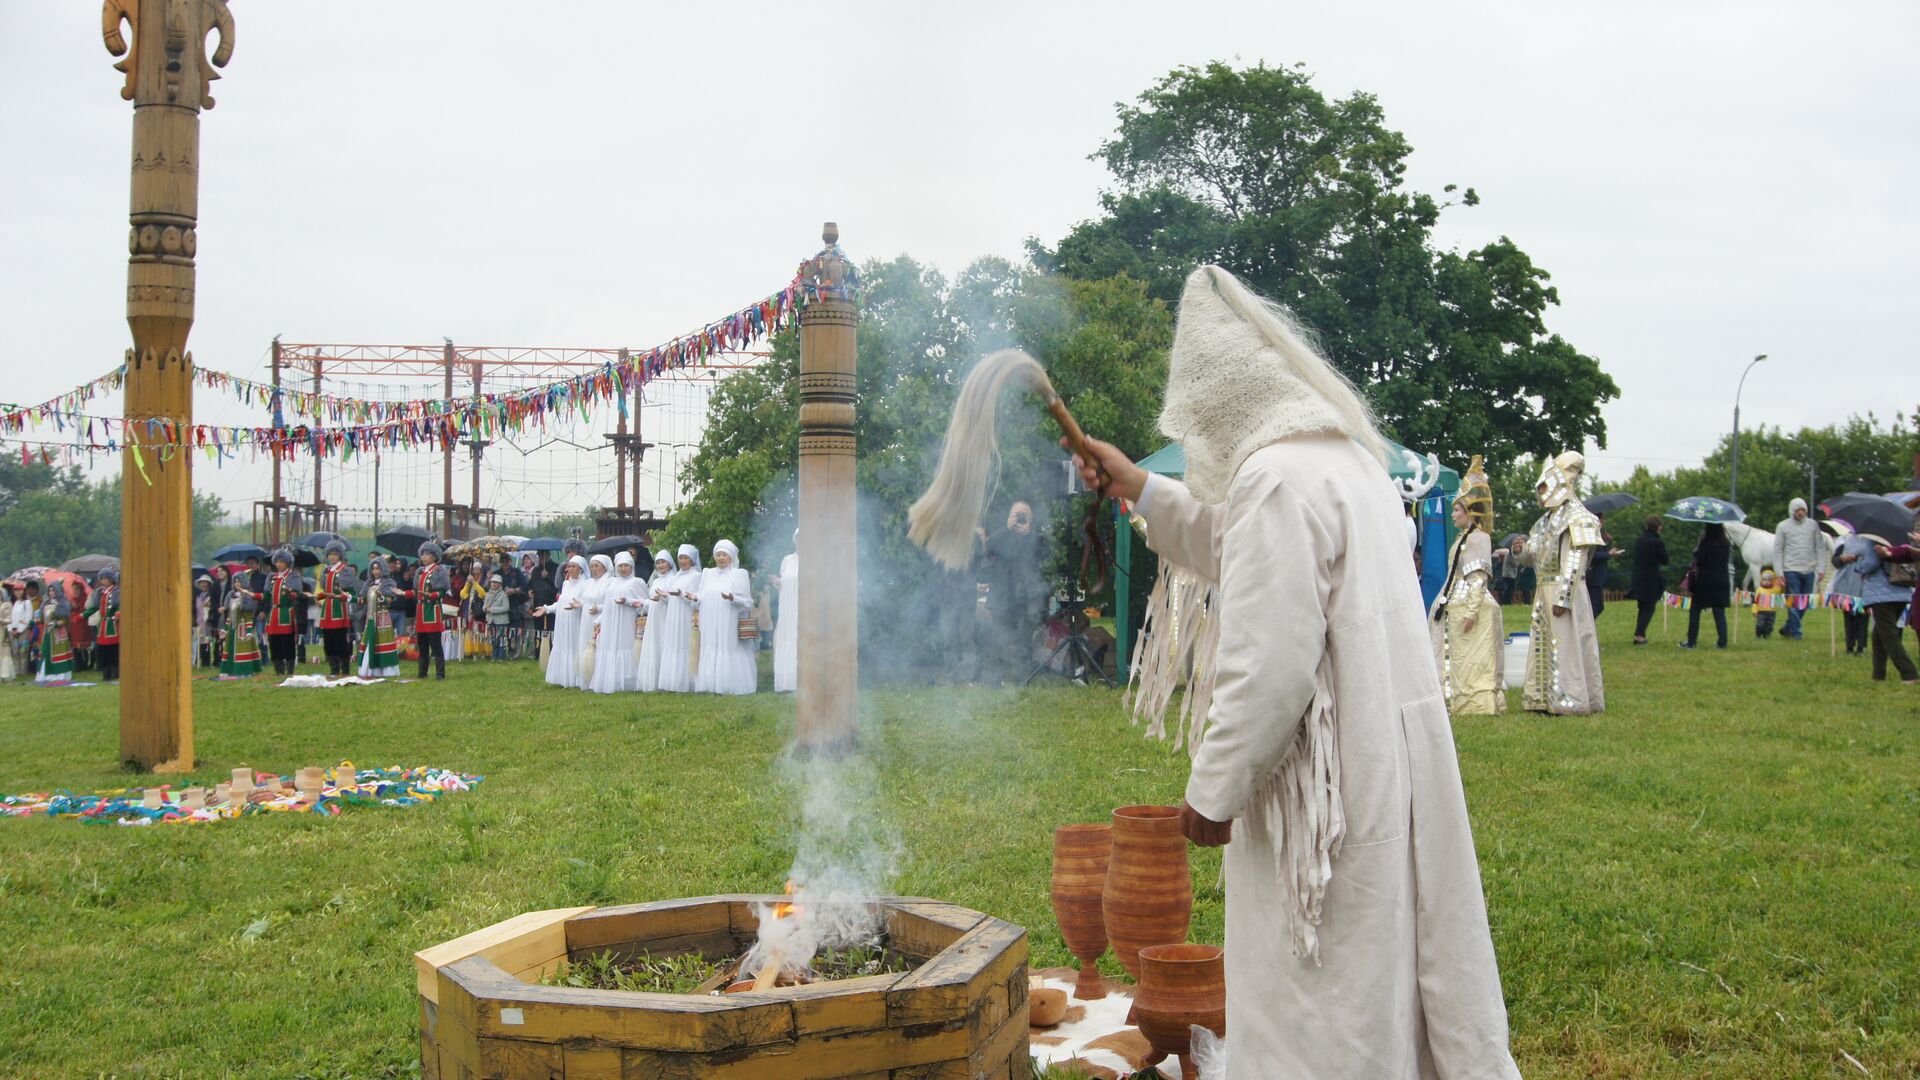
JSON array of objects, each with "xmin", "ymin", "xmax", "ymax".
[{"xmin": 907, "ymin": 349, "xmax": 1100, "ymax": 571}]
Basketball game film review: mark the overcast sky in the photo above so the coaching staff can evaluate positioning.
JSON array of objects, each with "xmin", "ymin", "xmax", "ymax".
[{"xmin": 4, "ymin": 1, "xmax": 1914, "ymax": 526}]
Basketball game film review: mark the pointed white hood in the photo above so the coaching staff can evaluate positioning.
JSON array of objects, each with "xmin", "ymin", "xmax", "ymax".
[{"xmin": 1158, "ymin": 265, "xmax": 1386, "ymax": 504}]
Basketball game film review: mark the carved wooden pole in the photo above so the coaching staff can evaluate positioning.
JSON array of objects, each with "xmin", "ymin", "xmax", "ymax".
[
  {"xmin": 105, "ymin": 0, "xmax": 233, "ymax": 772},
  {"xmin": 796, "ymin": 224, "xmax": 858, "ymax": 753}
]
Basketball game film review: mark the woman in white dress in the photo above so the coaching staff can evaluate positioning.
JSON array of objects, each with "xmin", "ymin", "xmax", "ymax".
[
  {"xmin": 589, "ymin": 552, "xmax": 643, "ymax": 694},
  {"xmin": 538, "ymin": 555, "xmax": 587, "ymax": 688},
  {"xmin": 772, "ymin": 531, "xmax": 799, "ymax": 693},
  {"xmin": 633, "ymin": 553, "xmax": 674, "ymax": 692},
  {"xmin": 695, "ymin": 539, "xmax": 757, "ymax": 695},
  {"xmin": 577, "ymin": 554, "xmax": 611, "ymax": 686},
  {"xmin": 654, "ymin": 544, "xmax": 699, "ymax": 693}
]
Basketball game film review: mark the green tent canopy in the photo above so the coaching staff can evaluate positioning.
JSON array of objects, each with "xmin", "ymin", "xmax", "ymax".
[
  {"xmin": 1130, "ymin": 440, "xmax": 1459, "ymax": 489},
  {"xmin": 1114, "ymin": 440, "xmax": 1461, "ymax": 672}
]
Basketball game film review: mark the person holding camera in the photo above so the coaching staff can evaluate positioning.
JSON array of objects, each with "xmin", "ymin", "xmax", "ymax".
[{"xmin": 976, "ymin": 500, "xmax": 1048, "ymax": 683}]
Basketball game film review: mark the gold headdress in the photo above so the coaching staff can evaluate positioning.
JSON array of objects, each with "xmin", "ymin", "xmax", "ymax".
[{"xmin": 1453, "ymin": 454, "xmax": 1495, "ymax": 534}]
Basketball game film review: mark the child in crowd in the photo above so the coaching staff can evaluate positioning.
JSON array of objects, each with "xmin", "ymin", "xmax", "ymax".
[
  {"xmin": 485, "ymin": 572, "xmax": 512, "ymax": 661},
  {"xmin": 1754, "ymin": 567, "xmax": 1785, "ymax": 639}
]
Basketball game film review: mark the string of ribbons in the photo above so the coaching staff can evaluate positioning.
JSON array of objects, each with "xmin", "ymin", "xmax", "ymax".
[{"xmin": 0, "ymin": 269, "xmax": 857, "ymax": 468}]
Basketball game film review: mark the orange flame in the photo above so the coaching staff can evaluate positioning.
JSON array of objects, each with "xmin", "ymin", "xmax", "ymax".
[{"xmin": 772, "ymin": 880, "xmax": 800, "ymax": 920}]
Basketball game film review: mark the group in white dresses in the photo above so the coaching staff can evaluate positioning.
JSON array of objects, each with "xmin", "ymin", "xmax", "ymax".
[{"xmin": 537, "ymin": 538, "xmax": 797, "ymax": 696}]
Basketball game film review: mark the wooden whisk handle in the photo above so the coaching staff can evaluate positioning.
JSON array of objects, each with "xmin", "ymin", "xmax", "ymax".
[{"xmin": 1046, "ymin": 397, "xmax": 1098, "ymax": 473}]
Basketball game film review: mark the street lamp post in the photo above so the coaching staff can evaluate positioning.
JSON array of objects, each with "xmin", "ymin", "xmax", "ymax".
[{"xmin": 1730, "ymin": 354, "xmax": 1767, "ymax": 507}]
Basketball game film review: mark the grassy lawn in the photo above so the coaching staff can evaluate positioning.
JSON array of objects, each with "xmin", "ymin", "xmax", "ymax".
[{"xmin": 0, "ymin": 604, "xmax": 1914, "ymax": 1077}]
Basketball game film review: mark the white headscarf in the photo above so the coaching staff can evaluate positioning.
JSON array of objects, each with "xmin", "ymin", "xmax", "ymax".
[
  {"xmin": 1158, "ymin": 265, "xmax": 1387, "ymax": 503},
  {"xmin": 613, "ymin": 551, "xmax": 635, "ymax": 575},
  {"xmin": 650, "ymin": 555, "xmax": 672, "ymax": 584},
  {"xmin": 588, "ymin": 554, "xmax": 611, "ymax": 578},
  {"xmin": 712, "ymin": 539, "xmax": 740, "ymax": 566},
  {"xmin": 565, "ymin": 555, "xmax": 588, "ymax": 577},
  {"xmin": 676, "ymin": 543, "xmax": 699, "ymax": 569}
]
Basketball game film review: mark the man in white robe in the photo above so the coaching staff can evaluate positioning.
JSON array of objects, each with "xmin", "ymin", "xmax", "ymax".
[{"xmin": 1072, "ymin": 265, "xmax": 1520, "ymax": 1079}]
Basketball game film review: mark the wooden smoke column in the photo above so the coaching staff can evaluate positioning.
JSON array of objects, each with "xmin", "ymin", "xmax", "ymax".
[
  {"xmin": 796, "ymin": 224, "xmax": 858, "ymax": 754},
  {"xmin": 103, "ymin": 0, "xmax": 234, "ymax": 771}
]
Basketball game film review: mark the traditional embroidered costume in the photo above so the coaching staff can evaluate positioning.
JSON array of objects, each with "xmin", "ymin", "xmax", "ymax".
[
  {"xmin": 315, "ymin": 542, "xmax": 361, "ymax": 676},
  {"xmin": 358, "ymin": 559, "xmax": 400, "ymax": 677},
  {"xmin": 36, "ymin": 587, "xmax": 74, "ymax": 685},
  {"xmin": 252, "ymin": 549, "xmax": 307, "ymax": 677},
  {"xmin": 1429, "ymin": 457, "xmax": 1506, "ymax": 715},
  {"xmin": 220, "ymin": 586, "xmax": 262, "ymax": 678},
  {"xmin": 402, "ymin": 542, "xmax": 451, "ymax": 680},
  {"xmin": 1516, "ymin": 451, "xmax": 1606, "ymax": 714},
  {"xmin": 84, "ymin": 570, "xmax": 122, "ymax": 682}
]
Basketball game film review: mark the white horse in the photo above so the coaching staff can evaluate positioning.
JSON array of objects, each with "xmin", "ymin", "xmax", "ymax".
[{"xmin": 1724, "ymin": 522, "xmax": 1777, "ymax": 590}]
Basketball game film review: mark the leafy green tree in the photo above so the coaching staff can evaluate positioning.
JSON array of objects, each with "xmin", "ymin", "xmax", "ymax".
[
  {"xmin": 0, "ymin": 469, "xmax": 223, "ymax": 572},
  {"xmin": 1590, "ymin": 413, "xmax": 1916, "ymax": 586},
  {"xmin": 656, "ymin": 256, "xmax": 1172, "ymax": 676},
  {"xmin": 1034, "ymin": 61, "xmax": 1618, "ymax": 468}
]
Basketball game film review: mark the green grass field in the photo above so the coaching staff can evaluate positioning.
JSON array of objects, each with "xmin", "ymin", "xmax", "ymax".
[{"xmin": 0, "ymin": 604, "xmax": 1914, "ymax": 1078}]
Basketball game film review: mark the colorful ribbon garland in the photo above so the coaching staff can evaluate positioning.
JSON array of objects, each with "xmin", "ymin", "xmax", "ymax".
[{"xmin": 0, "ymin": 268, "xmax": 857, "ymax": 465}]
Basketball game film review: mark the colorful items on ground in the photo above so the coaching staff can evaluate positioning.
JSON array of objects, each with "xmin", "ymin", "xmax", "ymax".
[
  {"xmin": 0, "ymin": 763, "xmax": 481, "ymax": 826},
  {"xmin": 1663, "ymin": 591, "xmax": 1879, "ymax": 614}
]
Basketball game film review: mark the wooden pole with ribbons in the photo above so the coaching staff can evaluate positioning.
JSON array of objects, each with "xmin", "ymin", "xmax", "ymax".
[{"xmin": 105, "ymin": 0, "xmax": 234, "ymax": 770}]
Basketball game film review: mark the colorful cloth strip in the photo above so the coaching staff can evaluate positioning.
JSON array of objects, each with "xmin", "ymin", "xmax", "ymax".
[{"xmin": 0, "ymin": 764, "xmax": 481, "ymax": 826}]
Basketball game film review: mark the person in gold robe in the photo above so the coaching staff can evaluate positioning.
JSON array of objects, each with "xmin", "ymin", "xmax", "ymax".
[
  {"xmin": 1429, "ymin": 457, "xmax": 1505, "ymax": 714},
  {"xmin": 1514, "ymin": 450, "xmax": 1605, "ymax": 714}
]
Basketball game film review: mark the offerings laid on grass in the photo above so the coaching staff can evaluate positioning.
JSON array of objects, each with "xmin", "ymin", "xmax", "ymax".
[{"xmin": 1, "ymin": 763, "xmax": 481, "ymax": 826}]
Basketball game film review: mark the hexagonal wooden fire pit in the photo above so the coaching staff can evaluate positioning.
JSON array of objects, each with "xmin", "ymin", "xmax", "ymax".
[{"xmin": 415, "ymin": 895, "xmax": 1029, "ymax": 1080}]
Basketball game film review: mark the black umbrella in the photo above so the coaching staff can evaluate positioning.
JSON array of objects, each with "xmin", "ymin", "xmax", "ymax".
[
  {"xmin": 291, "ymin": 549, "xmax": 321, "ymax": 568},
  {"xmin": 60, "ymin": 553, "xmax": 119, "ymax": 575},
  {"xmin": 375, "ymin": 525, "xmax": 431, "ymax": 556},
  {"xmin": 521, "ymin": 537, "xmax": 567, "ymax": 552},
  {"xmin": 1584, "ymin": 492, "xmax": 1639, "ymax": 515},
  {"xmin": 190, "ymin": 563, "xmax": 209, "ymax": 579},
  {"xmin": 294, "ymin": 531, "xmax": 352, "ymax": 550},
  {"xmin": 1820, "ymin": 492, "xmax": 1916, "ymax": 546},
  {"xmin": 211, "ymin": 542, "xmax": 268, "ymax": 562},
  {"xmin": 588, "ymin": 534, "xmax": 646, "ymax": 557}
]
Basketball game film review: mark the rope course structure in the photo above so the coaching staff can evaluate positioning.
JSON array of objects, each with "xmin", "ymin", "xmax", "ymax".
[{"xmin": 255, "ymin": 340, "xmax": 771, "ymax": 545}]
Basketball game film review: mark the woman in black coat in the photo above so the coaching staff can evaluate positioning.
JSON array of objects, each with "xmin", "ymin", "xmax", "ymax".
[
  {"xmin": 1682, "ymin": 523, "xmax": 1731, "ymax": 649},
  {"xmin": 1628, "ymin": 516, "xmax": 1668, "ymax": 644}
]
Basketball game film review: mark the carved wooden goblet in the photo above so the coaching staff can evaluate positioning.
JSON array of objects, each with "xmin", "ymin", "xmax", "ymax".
[
  {"xmin": 1049, "ymin": 823, "xmax": 1113, "ymax": 1000},
  {"xmin": 1103, "ymin": 804, "xmax": 1193, "ymax": 980},
  {"xmin": 1134, "ymin": 943, "xmax": 1226, "ymax": 1079}
]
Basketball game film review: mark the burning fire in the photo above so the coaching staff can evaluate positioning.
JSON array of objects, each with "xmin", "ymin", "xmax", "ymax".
[{"xmin": 772, "ymin": 880, "xmax": 800, "ymax": 921}]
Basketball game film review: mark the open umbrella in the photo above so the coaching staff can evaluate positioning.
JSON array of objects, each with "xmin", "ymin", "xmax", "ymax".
[
  {"xmin": 1819, "ymin": 492, "xmax": 1916, "ymax": 546},
  {"xmin": 3, "ymin": 566, "xmax": 51, "ymax": 584},
  {"xmin": 294, "ymin": 531, "xmax": 352, "ymax": 550},
  {"xmin": 1584, "ymin": 492, "xmax": 1640, "ymax": 515},
  {"xmin": 519, "ymin": 537, "xmax": 567, "ymax": 552},
  {"xmin": 588, "ymin": 534, "xmax": 645, "ymax": 557},
  {"xmin": 59, "ymin": 553, "xmax": 119, "ymax": 576},
  {"xmin": 375, "ymin": 525, "xmax": 431, "ymax": 556},
  {"xmin": 291, "ymin": 549, "xmax": 321, "ymax": 568},
  {"xmin": 211, "ymin": 542, "xmax": 268, "ymax": 562},
  {"xmin": 1664, "ymin": 497, "xmax": 1746, "ymax": 524}
]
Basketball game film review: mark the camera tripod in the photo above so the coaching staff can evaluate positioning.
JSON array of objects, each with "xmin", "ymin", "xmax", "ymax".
[{"xmin": 1023, "ymin": 616, "xmax": 1115, "ymax": 688}]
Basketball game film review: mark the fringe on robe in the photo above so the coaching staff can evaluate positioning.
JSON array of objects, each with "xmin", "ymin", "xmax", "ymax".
[{"xmin": 1127, "ymin": 557, "xmax": 1346, "ymax": 963}]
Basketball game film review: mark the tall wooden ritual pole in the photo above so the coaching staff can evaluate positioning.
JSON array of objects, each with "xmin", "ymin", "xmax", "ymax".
[
  {"xmin": 106, "ymin": 0, "xmax": 234, "ymax": 771},
  {"xmin": 795, "ymin": 224, "xmax": 858, "ymax": 752}
]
